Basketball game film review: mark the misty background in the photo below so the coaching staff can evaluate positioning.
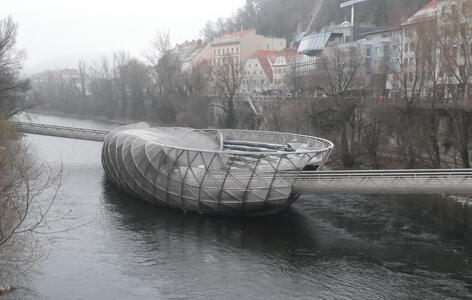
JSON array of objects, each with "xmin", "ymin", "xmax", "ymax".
[{"xmin": 1, "ymin": 0, "xmax": 245, "ymax": 74}]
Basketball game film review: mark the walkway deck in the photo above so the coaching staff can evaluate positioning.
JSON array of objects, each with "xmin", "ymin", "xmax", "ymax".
[
  {"xmin": 294, "ymin": 169, "xmax": 472, "ymax": 195},
  {"xmin": 13, "ymin": 121, "xmax": 109, "ymax": 142},
  {"xmin": 13, "ymin": 121, "xmax": 472, "ymax": 195}
]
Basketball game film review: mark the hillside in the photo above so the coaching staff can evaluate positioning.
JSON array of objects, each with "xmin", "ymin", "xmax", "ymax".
[
  {"xmin": 315, "ymin": 0, "xmax": 433, "ymax": 29},
  {"xmin": 210, "ymin": 0, "xmax": 432, "ymax": 41}
]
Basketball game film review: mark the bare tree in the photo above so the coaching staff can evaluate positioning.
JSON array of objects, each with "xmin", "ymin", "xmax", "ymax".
[
  {"xmin": 309, "ymin": 46, "xmax": 366, "ymax": 167},
  {"xmin": 211, "ymin": 55, "xmax": 242, "ymax": 128},
  {"xmin": 438, "ymin": 0, "xmax": 472, "ymax": 168},
  {"xmin": 146, "ymin": 30, "xmax": 171, "ymax": 67},
  {"xmin": 113, "ymin": 51, "xmax": 131, "ymax": 118},
  {"xmin": 201, "ymin": 21, "xmax": 217, "ymax": 42},
  {"xmin": 387, "ymin": 19, "xmax": 443, "ymax": 168},
  {"xmin": 0, "ymin": 16, "xmax": 31, "ymax": 116},
  {"xmin": 0, "ymin": 100, "xmax": 62, "ymax": 293}
]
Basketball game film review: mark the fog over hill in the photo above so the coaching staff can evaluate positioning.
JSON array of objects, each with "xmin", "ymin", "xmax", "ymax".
[{"xmin": 208, "ymin": 0, "xmax": 432, "ymax": 41}]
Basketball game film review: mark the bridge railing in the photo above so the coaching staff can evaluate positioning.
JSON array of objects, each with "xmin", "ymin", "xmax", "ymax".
[
  {"xmin": 293, "ymin": 169, "xmax": 472, "ymax": 195},
  {"xmin": 12, "ymin": 121, "xmax": 110, "ymax": 142}
]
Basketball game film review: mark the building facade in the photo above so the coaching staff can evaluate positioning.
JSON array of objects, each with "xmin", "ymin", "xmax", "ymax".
[{"xmin": 193, "ymin": 29, "xmax": 286, "ymax": 70}]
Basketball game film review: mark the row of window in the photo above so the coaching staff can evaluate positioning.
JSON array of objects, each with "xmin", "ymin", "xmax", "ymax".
[
  {"xmin": 244, "ymin": 70, "xmax": 263, "ymax": 76},
  {"xmin": 214, "ymin": 47, "xmax": 239, "ymax": 56},
  {"xmin": 242, "ymin": 79, "xmax": 265, "ymax": 86},
  {"xmin": 212, "ymin": 57, "xmax": 240, "ymax": 66},
  {"xmin": 274, "ymin": 68, "xmax": 286, "ymax": 74}
]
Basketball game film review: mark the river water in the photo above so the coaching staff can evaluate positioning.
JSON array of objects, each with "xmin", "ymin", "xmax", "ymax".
[{"xmin": 6, "ymin": 114, "xmax": 472, "ymax": 299}]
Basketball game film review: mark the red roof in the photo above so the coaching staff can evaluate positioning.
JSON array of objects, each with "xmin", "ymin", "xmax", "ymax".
[
  {"xmin": 403, "ymin": 0, "xmax": 437, "ymax": 25},
  {"xmin": 176, "ymin": 39, "xmax": 203, "ymax": 50},
  {"xmin": 249, "ymin": 50, "xmax": 280, "ymax": 81},
  {"xmin": 277, "ymin": 48, "xmax": 299, "ymax": 60},
  {"xmin": 250, "ymin": 50, "xmax": 279, "ymax": 59}
]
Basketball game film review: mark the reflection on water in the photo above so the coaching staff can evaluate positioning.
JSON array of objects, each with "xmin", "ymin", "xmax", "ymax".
[
  {"xmin": 101, "ymin": 178, "xmax": 320, "ymax": 258},
  {"xmin": 100, "ymin": 178, "xmax": 472, "ymax": 299},
  {"xmin": 8, "ymin": 114, "xmax": 472, "ymax": 299}
]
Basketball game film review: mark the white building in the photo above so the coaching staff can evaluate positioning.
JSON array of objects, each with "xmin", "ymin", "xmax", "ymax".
[{"xmin": 240, "ymin": 50, "xmax": 276, "ymax": 94}]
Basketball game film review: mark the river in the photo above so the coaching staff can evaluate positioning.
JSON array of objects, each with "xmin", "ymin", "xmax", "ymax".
[{"xmin": 6, "ymin": 113, "xmax": 472, "ymax": 299}]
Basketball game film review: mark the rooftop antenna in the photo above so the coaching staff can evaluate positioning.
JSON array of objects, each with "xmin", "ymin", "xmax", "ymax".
[{"xmin": 340, "ymin": 0, "xmax": 368, "ymax": 26}]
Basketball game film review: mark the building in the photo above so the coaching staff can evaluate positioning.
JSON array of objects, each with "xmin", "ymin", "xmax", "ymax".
[
  {"xmin": 385, "ymin": 0, "xmax": 438, "ymax": 98},
  {"xmin": 239, "ymin": 48, "xmax": 301, "ymax": 95},
  {"xmin": 326, "ymin": 21, "xmax": 377, "ymax": 43},
  {"xmin": 171, "ymin": 40, "xmax": 206, "ymax": 72},
  {"xmin": 272, "ymin": 48, "xmax": 301, "ymax": 91},
  {"xmin": 193, "ymin": 29, "xmax": 286, "ymax": 70},
  {"xmin": 359, "ymin": 26, "xmax": 402, "ymax": 96},
  {"xmin": 297, "ymin": 32, "xmax": 344, "ymax": 57},
  {"xmin": 435, "ymin": 0, "xmax": 471, "ymax": 99},
  {"xmin": 240, "ymin": 50, "xmax": 277, "ymax": 94}
]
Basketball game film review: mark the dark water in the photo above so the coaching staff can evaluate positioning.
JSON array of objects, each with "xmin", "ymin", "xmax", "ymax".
[{"xmin": 7, "ymin": 114, "xmax": 472, "ymax": 299}]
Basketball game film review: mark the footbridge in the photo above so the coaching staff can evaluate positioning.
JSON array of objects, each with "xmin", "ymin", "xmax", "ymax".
[
  {"xmin": 13, "ymin": 121, "xmax": 109, "ymax": 142},
  {"xmin": 293, "ymin": 169, "xmax": 472, "ymax": 195},
  {"xmin": 12, "ymin": 121, "xmax": 472, "ymax": 196}
]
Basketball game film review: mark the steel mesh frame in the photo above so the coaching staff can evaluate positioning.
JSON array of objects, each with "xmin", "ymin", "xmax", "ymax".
[{"xmin": 102, "ymin": 126, "xmax": 334, "ymax": 216}]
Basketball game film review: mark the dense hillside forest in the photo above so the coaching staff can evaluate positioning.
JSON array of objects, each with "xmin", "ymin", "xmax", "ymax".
[{"xmin": 203, "ymin": 0, "xmax": 432, "ymax": 41}]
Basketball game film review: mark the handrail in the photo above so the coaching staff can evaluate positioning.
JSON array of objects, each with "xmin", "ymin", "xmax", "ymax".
[{"xmin": 12, "ymin": 121, "xmax": 110, "ymax": 135}]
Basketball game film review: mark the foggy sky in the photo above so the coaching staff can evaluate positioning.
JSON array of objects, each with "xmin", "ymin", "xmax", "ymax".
[{"xmin": 2, "ymin": 0, "xmax": 245, "ymax": 74}]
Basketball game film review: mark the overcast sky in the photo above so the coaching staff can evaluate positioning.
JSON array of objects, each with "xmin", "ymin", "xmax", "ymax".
[{"xmin": 2, "ymin": 0, "xmax": 245, "ymax": 74}]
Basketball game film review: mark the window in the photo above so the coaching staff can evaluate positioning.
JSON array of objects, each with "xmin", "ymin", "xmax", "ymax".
[
  {"xmin": 236, "ymin": 48, "xmax": 239, "ymax": 54},
  {"xmin": 267, "ymin": 44, "xmax": 270, "ymax": 50},
  {"xmin": 405, "ymin": 28, "xmax": 412, "ymax": 37},
  {"xmin": 218, "ymin": 49, "xmax": 220, "ymax": 55}
]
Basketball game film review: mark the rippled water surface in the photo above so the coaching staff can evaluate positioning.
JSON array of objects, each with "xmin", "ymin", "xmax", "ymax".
[{"xmin": 6, "ymin": 114, "xmax": 472, "ymax": 299}]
